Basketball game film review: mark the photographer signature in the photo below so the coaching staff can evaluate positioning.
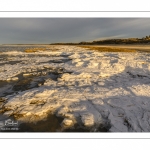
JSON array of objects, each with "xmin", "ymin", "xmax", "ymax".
[{"xmin": 5, "ymin": 119, "xmax": 18, "ymax": 126}]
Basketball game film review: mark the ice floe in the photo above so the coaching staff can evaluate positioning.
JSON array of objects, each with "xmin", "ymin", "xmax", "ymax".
[{"xmin": 1, "ymin": 46, "xmax": 150, "ymax": 132}]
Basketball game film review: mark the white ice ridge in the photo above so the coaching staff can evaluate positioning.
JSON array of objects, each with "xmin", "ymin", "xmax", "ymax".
[{"xmin": 1, "ymin": 46, "xmax": 150, "ymax": 132}]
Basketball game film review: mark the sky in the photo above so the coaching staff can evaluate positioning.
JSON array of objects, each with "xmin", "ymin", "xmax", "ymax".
[{"xmin": 0, "ymin": 18, "xmax": 150, "ymax": 44}]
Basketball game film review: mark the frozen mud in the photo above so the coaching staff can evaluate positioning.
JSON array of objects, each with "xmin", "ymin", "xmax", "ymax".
[{"xmin": 1, "ymin": 46, "xmax": 150, "ymax": 132}]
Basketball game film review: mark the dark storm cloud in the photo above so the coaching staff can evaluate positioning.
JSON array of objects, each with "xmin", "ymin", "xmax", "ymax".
[{"xmin": 0, "ymin": 18, "xmax": 150, "ymax": 44}]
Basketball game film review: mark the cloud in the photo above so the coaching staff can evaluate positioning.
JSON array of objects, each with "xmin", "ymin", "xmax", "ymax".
[{"xmin": 0, "ymin": 18, "xmax": 150, "ymax": 44}]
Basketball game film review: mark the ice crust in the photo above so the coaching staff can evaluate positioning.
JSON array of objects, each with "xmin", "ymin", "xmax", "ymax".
[{"xmin": 1, "ymin": 46, "xmax": 150, "ymax": 132}]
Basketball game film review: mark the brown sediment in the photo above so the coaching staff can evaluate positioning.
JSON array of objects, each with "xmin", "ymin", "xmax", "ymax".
[
  {"xmin": 78, "ymin": 46, "xmax": 137, "ymax": 52},
  {"xmin": 18, "ymin": 113, "xmax": 63, "ymax": 132},
  {"xmin": 24, "ymin": 46, "xmax": 59, "ymax": 53},
  {"xmin": 24, "ymin": 48, "xmax": 47, "ymax": 53}
]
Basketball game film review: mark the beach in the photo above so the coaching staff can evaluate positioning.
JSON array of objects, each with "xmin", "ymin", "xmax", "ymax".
[{"xmin": 0, "ymin": 45, "xmax": 150, "ymax": 132}]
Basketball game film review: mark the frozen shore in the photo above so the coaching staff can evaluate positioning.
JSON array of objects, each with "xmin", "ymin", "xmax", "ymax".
[{"xmin": 1, "ymin": 45, "xmax": 150, "ymax": 132}]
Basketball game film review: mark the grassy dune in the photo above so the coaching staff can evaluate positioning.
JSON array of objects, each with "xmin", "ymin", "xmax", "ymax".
[{"xmin": 79, "ymin": 46, "xmax": 137, "ymax": 52}]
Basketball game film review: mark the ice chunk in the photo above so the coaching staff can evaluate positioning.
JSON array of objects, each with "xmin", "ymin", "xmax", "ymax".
[
  {"xmin": 81, "ymin": 113, "xmax": 94, "ymax": 127},
  {"xmin": 3, "ymin": 110, "xmax": 13, "ymax": 117},
  {"xmin": 23, "ymin": 73, "xmax": 31, "ymax": 77},
  {"xmin": 62, "ymin": 118, "xmax": 73, "ymax": 127},
  {"xmin": 11, "ymin": 77, "xmax": 19, "ymax": 81}
]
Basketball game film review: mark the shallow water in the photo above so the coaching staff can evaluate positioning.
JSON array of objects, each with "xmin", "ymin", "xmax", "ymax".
[{"xmin": 0, "ymin": 45, "xmax": 47, "ymax": 52}]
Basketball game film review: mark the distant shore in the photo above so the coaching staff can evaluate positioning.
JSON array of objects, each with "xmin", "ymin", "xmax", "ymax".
[
  {"xmin": 78, "ymin": 44, "xmax": 150, "ymax": 52},
  {"xmin": 1, "ymin": 44, "xmax": 150, "ymax": 52}
]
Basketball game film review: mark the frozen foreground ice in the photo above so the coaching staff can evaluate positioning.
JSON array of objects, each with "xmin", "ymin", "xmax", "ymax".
[{"xmin": 1, "ymin": 46, "xmax": 150, "ymax": 132}]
